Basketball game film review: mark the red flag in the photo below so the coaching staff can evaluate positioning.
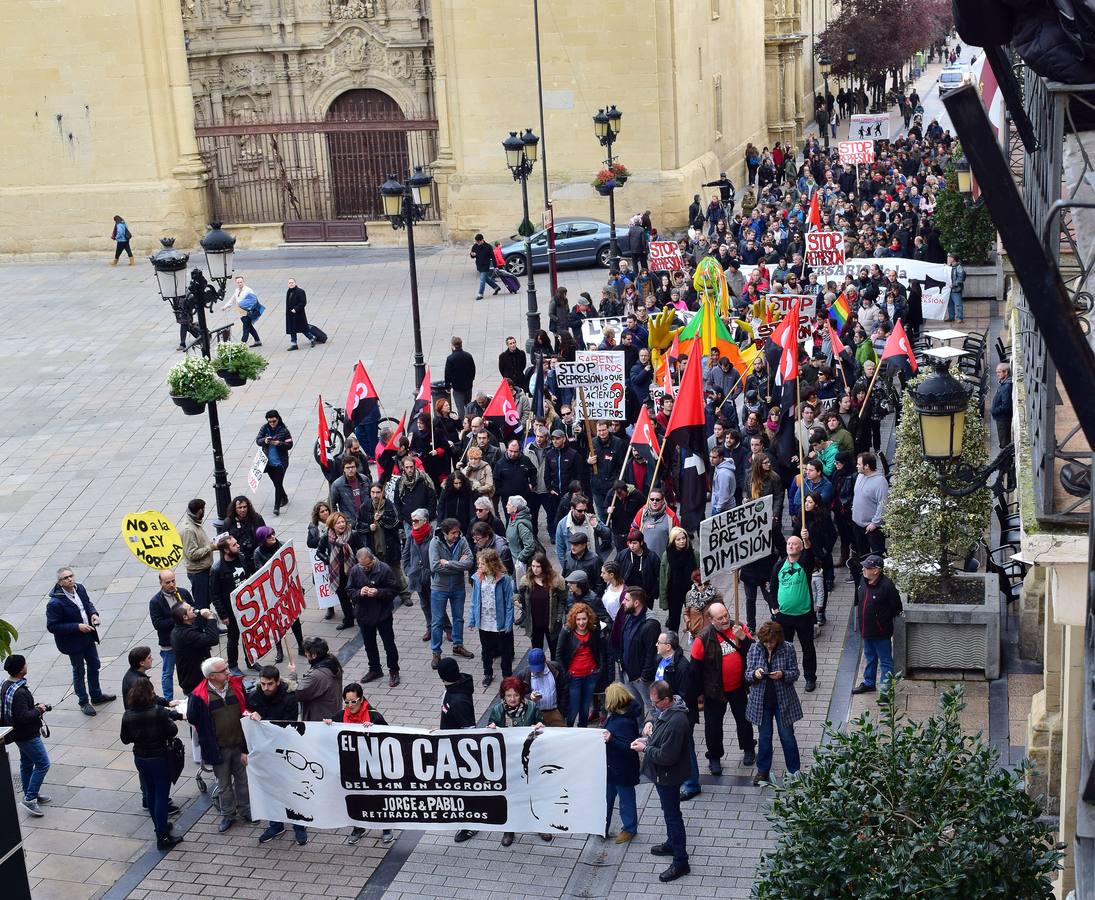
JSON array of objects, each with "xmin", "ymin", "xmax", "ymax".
[
  {"xmin": 317, "ymin": 395, "xmax": 331, "ymax": 468},
  {"xmin": 778, "ymin": 304, "xmax": 800, "ymax": 384},
  {"xmin": 661, "ymin": 351, "xmax": 674, "ymax": 397},
  {"xmin": 346, "ymin": 361, "xmax": 380, "ymax": 425},
  {"xmin": 630, "ymin": 405, "xmax": 662, "ymax": 465},
  {"xmin": 826, "ymin": 318, "xmax": 846, "ymax": 356},
  {"xmin": 807, "ymin": 191, "xmax": 821, "ymax": 230},
  {"xmin": 484, "ymin": 379, "xmax": 524, "ymax": 440},
  {"xmin": 668, "ymin": 331, "xmax": 681, "ymax": 371},
  {"xmin": 377, "ymin": 414, "xmax": 405, "ymax": 479},
  {"xmin": 881, "ymin": 320, "xmax": 918, "ymax": 372},
  {"xmin": 663, "ymin": 351, "xmax": 708, "ymax": 532},
  {"xmin": 411, "ymin": 366, "xmax": 432, "ymax": 423}
]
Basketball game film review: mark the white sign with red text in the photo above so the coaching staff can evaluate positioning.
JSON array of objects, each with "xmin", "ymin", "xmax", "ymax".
[
  {"xmin": 309, "ymin": 548, "xmax": 338, "ymax": 610},
  {"xmin": 838, "ymin": 140, "xmax": 874, "ymax": 165},
  {"xmin": 805, "ymin": 231, "xmax": 846, "ymax": 268},
  {"xmin": 230, "ymin": 541, "xmax": 306, "ymax": 665},
  {"xmin": 648, "ymin": 241, "xmax": 683, "ymax": 272}
]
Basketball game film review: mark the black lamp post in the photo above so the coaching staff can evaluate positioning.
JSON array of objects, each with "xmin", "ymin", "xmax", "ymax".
[
  {"xmin": 503, "ymin": 129, "xmax": 541, "ymax": 343},
  {"xmin": 150, "ymin": 224, "xmax": 237, "ymax": 527},
  {"xmin": 593, "ymin": 105, "xmax": 623, "ymax": 272},
  {"xmin": 911, "ymin": 358, "xmax": 1014, "ymax": 497},
  {"xmin": 819, "ymin": 55, "xmax": 832, "ymax": 152},
  {"xmin": 379, "ymin": 166, "xmax": 433, "ymax": 390},
  {"xmin": 846, "ymin": 48, "xmax": 858, "ymax": 102}
]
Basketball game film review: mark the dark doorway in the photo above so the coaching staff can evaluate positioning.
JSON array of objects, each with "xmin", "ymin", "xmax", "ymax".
[{"xmin": 326, "ymin": 89, "xmax": 408, "ymax": 219}]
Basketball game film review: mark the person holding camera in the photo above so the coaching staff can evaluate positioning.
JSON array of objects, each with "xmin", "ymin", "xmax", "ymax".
[
  {"xmin": 744, "ymin": 621, "xmax": 803, "ymax": 787},
  {"xmin": 1, "ymin": 654, "xmax": 51, "ymax": 817},
  {"xmin": 169, "ymin": 603, "xmax": 221, "ymax": 695}
]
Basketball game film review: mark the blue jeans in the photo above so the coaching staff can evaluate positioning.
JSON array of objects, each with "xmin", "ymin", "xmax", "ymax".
[
  {"xmin": 946, "ymin": 290, "xmax": 964, "ymax": 321},
  {"xmin": 134, "ymin": 755, "xmax": 171, "ymax": 836},
  {"xmin": 756, "ymin": 703, "xmax": 801, "ymax": 775},
  {"xmin": 431, "ymin": 588, "xmax": 465, "ymax": 652},
  {"xmin": 606, "ymin": 782, "xmax": 638, "ymax": 834},
  {"xmin": 682, "ymin": 735, "xmax": 701, "ymax": 795},
  {"xmin": 189, "ymin": 569, "xmax": 210, "ymax": 610},
  {"xmin": 159, "ymin": 647, "xmax": 175, "ymax": 701},
  {"xmin": 16, "ymin": 736, "xmax": 50, "ymax": 801},
  {"xmin": 862, "ymin": 637, "xmax": 894, "ymax": 688},
  {"xmin": 477, "ymin": 270, "xmax": 500, "ymax": 295},
  {"xmin": 654, "ymin": 783, "xmax": 688, "ymax": 866},
  {"xmin": 567, "ymin": 672, "xmax": 597, "ymax": 727},
  {"xmin": 68, "ymin": 642, "xmax": 103, "ymax": 705},
  {"xmin": 240, "ymin": 314, "xmax": 261, "ymax": 343}
]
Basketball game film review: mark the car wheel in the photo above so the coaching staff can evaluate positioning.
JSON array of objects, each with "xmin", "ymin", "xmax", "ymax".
[
  {"xmin": 505, "ymin": 255, "xmax": 526, "ymax": 276},
  {"xmin": 597, "ymin": 245, "xmax": 611, "ymax": 268}
]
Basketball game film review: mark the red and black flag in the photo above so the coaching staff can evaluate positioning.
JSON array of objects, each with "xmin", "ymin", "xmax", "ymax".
[
  {"xmin": 346, "ymin": 361, "xmax": 380, "ymax": 426},
  {"xmin": 663, "ymin": 350, "xmax": 708, "ymax": 533},
  {"xmin": 411, "ymin": 366, "xmax": 432, "ymax": 423},
  {"xmin": 881, "ymin": 320, "xmax": 918, "ymax": 373},
  {"xmin": 630, "ymin": 405, "xmax": 661, "ymax": 468},
  {"xmin": 377, "ymin": 414, "xmax": 405, "ymax": 481},
  {"xmin": 484, "ymin": 379, "xmax": 524, "ymax": 443},
  {"xmin": 317, "ymin": 395, "xmax": 333, "ymax": 469}
]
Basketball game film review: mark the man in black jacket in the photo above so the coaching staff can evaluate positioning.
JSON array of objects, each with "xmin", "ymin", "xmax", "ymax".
[
  {"xmin": 498, "ymin": 336, "xmax": 527, "ymax": 389},
  {"xmin": 445, "ymin": 336, "xmax": 477, "ymax": 417},
  {"xmin": 169, "ymin": 603, "xmax": 220, "ymax": 695},
  {"xmin": 653, "ymin": 631, "xmax": 702, "ymax": 801},
  {"xmin": 348, "ymin": 548, "xmax": 401, "ymax": 688},
  {"xmin": 587, "ymin": 422, "xmax": 626, "ymax": 519},
  {"xmin": 619, "ymin": 587, "xmax": 661, "ymax": 712},
  {"xmin": 437, "ymin": 657, "xmax": 478, "ymax": 843},
  {"xmin": 149, "ymin": 570, "xmax": 193, "ymax": 703},
  {"xmin": 493, "ymin": 440, "xmax": 536, "ymax": 512},
  {"xmin": 209, "ymin": 536, "xmax": 252, "ymax": 675},
  {"xmin": 470, "ymin": 233, "xmax": 501, "ymax": 300},
  {"xmin": 544, "ymin": 430, "xmax": 578, "ymax": 534},
  {"xmin": 852, "ymin": 555, "xmax": 903, "ymax": 695},
  {"xmin": 1, "ymin": 654, "xmax": 51, "ymax": 817},
  {"xmin": 632, "ymin": 680, "xmax": 691, "ymax": 883}
]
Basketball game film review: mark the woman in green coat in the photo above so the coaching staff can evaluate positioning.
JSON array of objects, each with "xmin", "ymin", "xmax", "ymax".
[
  {"xmin": 659, "ymin": 526, "xmax": 700, "ymax": 632},
  {"xmin": 517, "ymin": 552, "xmax": 566, "ymax": 661},
  {"xmin": 488, "ymin": 677, "xmax": 546, "ymax": 847}
]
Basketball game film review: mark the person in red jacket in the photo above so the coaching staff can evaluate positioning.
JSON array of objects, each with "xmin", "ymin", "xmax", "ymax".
[{"xmin": 851, "ymin": 555, "xmax": 903, "ymax": 695}]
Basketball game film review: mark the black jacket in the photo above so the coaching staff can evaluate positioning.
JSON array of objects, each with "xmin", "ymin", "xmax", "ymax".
[
  {"xmin": 556, "ymin": 626, "xmax": 604, "ymax": 676},
  {"xmin": 348, "ymin": 558, "xmax": 400, "ymax": 627},
  {"xmin": 620, "ymin": 609, "xmax": 661, "ymax": 682},
  {"xmin": 498, "ymin": 348, "xmax": 528, "ymax": 386},
  {"xmin": 150, "ymin": 587, "xmax": 192, "ymax": 649},
  {"xmin": 658, "ymin": 650, "xmax": 696, "ymax": 720},
  {"xmin": 544, "ymin": 445, "xmax": 578, "ymax": 495},
  {"xmin": 170, "ymin": 616, "xmax": 220, "ymax": 694},
  {"xmin": 470, "ymin": 241, "xmax": 495, "ymax": 273},
  {"xmin": 255, "ymin": 422, "xmax": 293, "ymax": 467},
  {"xmin": 444, "ymin": 349, "xmax": 477, "ymax": 392},
  {"xmin": 494, "ymin": 454, "xmax": 536, "ymax": 500},
  {"xmin": 246, "ymin": 682, "xmax": 299, "ymax": 721},
  {"xmin": 285, "ymin": 285, "xmax": 309, "ymax": 333},
  {"xmin": 122, "ymin": 668, "xmax": 174, "ymax": 710},
  {"xmin": 120, "ymin": 703, "xmax": 178, "ymax": 759},
  {"xmin": 642, "ymin": 698, "xmax": 692, "ymax": 787},
  {"xmin": 0, "ymin": 679, "xmax": 43, "ymax": 743},
  {"xmin": 440, "ymin": 673, "xmax": 476, "ymax": 728},
  {"xmin": 618, "ymin": 548, "xmax": 661, "ymax": 602},
  {"xmin": 210, "ymin": 552, "xmax": 252, "ymax": 619},
  {"xmin": 856, "ymin": 574, "xmax": 903, "ymax": 640}
]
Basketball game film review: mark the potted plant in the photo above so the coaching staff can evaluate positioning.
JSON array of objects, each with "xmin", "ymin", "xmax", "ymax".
[
  {"xmin": 167, "ymin": 356, "xmax": 230, "ymax": 415},
  {"xmin": 213, "ymin": 341, "xmax": 269, "ymax": 387},
  {"xmin": 755, "ymin": 679, "xmax": 1063, "ymax": 898},
  {"xmin": 887, "ymin": 369, "xmax": 998, "ymax": 676},
  {"xmin": 591, "ymin": 168, "xmax": 617, "ymax": 196},
  {"xmin": 609, "ymin": 161, "xmax": 630, "ymax": 186}
]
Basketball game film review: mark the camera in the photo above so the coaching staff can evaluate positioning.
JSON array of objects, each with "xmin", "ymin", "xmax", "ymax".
[{"xmin": 42, "ymin": 705, "xmax": 52, "ymax": 712}]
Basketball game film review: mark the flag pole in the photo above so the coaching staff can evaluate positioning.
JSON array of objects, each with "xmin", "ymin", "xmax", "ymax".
[
  {"xmin": 795, "ymin": 372, "xmax": 806, "ymax": 499},
  {"xmin": 579, "ymin": 387, "xmax": 598, "ymax": 475},
  {"xmin": 733, "ymin": 569, "xmax": 741, "ymax": 626},
  {"xmin": 715, "ymin": 350, "xmax": 761, "ymax": 415}
]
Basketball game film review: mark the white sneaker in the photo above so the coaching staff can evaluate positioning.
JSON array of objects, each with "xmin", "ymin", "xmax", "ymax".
[{"xmin": 21, "ymin": 798, "xmax": 44, "ymax": 817}]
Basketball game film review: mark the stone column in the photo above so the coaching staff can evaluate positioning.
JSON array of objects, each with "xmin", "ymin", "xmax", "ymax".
[{"xmin": 1056, "ymin": 622, "xmax": 1085, "ymax": 897}]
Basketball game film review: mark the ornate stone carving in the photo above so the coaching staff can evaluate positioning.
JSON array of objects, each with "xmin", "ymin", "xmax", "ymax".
[
  {"xmin": 223, "ymin": 58, "xmax": 272, "ymax": 91},
  {"xmin": 223, "ymin": 0, "xmax": 254, "ymax": 20},
  {"xmin": 181, "ymin": 0, "xmax": 197, "ymax": 18},
  {"xmin": 229, "ymin": 99, "xmax": 264, "ymax": 170},
  {"xmin": 331, "ymin": 0, "xmax": 376, "ymax": 18}
]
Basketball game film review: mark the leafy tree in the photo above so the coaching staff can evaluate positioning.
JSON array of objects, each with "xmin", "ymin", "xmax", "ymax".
[
  {"xmin": 0, "ymin": 618, "xmax": 16, "ymax": 660},
  {"xmin": 754, "ymin": 679, "xmax": 1063, "ymax": 899},
  {"xmin": 886, "ymin": 368, "xmax": 990, "ymax": 600},
  {"xmin": 817, "ymin": 0, "xmax": 951, "ymax": 81},
  {"xmin": 934, "ymin": 164, "xmax": 997, "ymax": 265}
]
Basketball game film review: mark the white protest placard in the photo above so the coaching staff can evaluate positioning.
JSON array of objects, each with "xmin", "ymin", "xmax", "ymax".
[
  {"xmin": 579, "ymin": 316, "xmax": 626, "ymax": 348},
  {"xmin": 247, "ymin": 447, "xmax": 268, "ymax": 493},
  {"xmin": 805, "ymin": 231, "xmax": 846, "ymax": 268},
  {"xmin": 648, "ymin": 240, "xmax": 683, "ymax": 272},
  {"xmin": 762, "ymin": 293, "xmax": 815, "ymax": 319},
  {"xmin": 698, "ymin": 496, "xmax": 773, "ymax": 580},
  {"xmin": 849, "ymin": 114, "xmax": 890, "ymax": 141},
  {"xmin": 556, "ymin": 350, "xmax": 626, "ymax": 421},
  {"xmin": 838, "ymin": 140, "xmax": 875, "ymax": 165},
  {"xmin": 230, "ymin": 541, "xmax": 306, "ymax": 665},
  {"xmin": 309, "ymin": 548, "xmax": 339, "ymax": 610},
  {"xmin": 241, "ymin": 718, "xmax": 607, "ymax": 834}
]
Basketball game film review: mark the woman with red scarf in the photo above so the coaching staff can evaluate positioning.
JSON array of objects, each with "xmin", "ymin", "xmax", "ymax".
[{"xmin": 325, "ymin": 683, "xmax": 391, "ymax": 845}]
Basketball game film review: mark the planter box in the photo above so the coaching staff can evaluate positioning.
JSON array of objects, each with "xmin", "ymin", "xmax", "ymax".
[
  {"xmin": 892, "ymin": 572, "xmax": 1002, "ymax": 679},
  {"xmin": 170, "ymin": 395, "xmax": 208, "ymax": 416},
  {"xmin": 960, "ymin": 262, "xmax": 1002, "ymax": 301}
]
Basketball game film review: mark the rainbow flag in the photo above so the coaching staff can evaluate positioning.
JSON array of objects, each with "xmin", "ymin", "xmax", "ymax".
[{"xmin": 828, "ymin": 292, "xmax": 851, "ymax": 329}]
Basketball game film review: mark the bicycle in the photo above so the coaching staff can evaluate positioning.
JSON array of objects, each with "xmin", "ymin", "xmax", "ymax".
[{"xmin": 313, "ymin": 398, "xmax": 400, "ymax": 470}]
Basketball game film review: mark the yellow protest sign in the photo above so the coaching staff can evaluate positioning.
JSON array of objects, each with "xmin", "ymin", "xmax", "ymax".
[{"xmin": 121, "ymin": 510, "xmax": 184, "ymax": 570}]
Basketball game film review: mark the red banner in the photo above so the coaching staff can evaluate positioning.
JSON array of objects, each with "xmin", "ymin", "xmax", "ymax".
[
  {"xmin": 230, "ymin": 541, "xmax": 306, "ymax": 665},
  {"xmin": 648, "ymin": 240, "xmax": 683, "ymax": 271}
]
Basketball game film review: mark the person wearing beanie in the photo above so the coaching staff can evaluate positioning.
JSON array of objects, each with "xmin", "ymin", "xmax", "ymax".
[
  {"xmin": 438, "ymin": 657, "xmax": 478, "ymax": 844},
  {"xmin": 1, "ymin": 654, "xmax": 51, "ymax": 817},
  {"xmin": 515, "ymin": 648, "xmax": 568, "ymax": 727}
]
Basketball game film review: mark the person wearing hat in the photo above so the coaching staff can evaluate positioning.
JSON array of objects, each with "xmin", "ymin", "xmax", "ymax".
[
  {"xmin": 851, "ymin": 555, "xmax": 903, "ymax": 695},
  {"xmin": 516, "ymin": 648, "xmax": 568, "ymax": 727},
  {"xmin": 554, "ymin": 493, "xmax": 610, "ymax": 563},
  {"xmin": 561, "ymin": 531, "xmax": 606, "ymax": 596},
  {"xmin": 437, "ymin": 656, "xmax": 478, "ymax": 843},
  {"xmin": 563, "ymin": 569, "xmax": 611, "ymax": 626}
]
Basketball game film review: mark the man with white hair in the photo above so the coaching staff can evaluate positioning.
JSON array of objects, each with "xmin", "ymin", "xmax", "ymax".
[{"xmin": 186, "ymin": 656, "xmax": 250, "ymax": 833}]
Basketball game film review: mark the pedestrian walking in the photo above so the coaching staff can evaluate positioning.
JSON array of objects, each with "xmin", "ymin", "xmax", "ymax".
[
  {"xmin": 46, "ymin": 567, "xmax": 116, "ymax": 715},
  {"xmin": 186, "ymin": 656, "xmax": 250, "ymax": 833},
  {"xmin": 471, "ymin": 233, "xmax": 502, "ymax": 300},
  {"xmin": 149, "ymin": 570, "xmax": 192, "ymax": 701},
  {"xmin": 1, "ymin": 655, "xmax": 51, "ymax": 817},
  {"xmin": 255, "ymin": 410, "xmax": 293, "ymax": 515},
  {"xmin": 631, "ymin": 680, "xmax": 692, "ymax": 883},
  {"xmin": 658, "ymin": 527, "xmax": 698, "ymax": 633},
  {"xmin": 348, "ymin": 547, "xmax": 401, "ymax": 688},
  {"xmin": 851, "ymin": 555, "xmax": 904, "ymax": 695},
  {"xmin": 284, "ymin": 278, "xmax": 319, "ymax": 350},
  {"xmin": 110, "ymin": 214, "xmax": 134, "ymax": 265},
  {"xmin": 468, "ymin": 548, "xmax": 516, "ymax": 688},
  {"xmin": 518, "ymin": 553, "xmax": 566, "ymax": 661},
  {"xmin": 222, "ymin": 275, "xmax": 264, "ymax": 346},
  {"xmin": 745, "ymin": 621, "xmax": 803, "ymax": 786},
  {"xmin": 179, "ymin": 499, "xmax": 215, "ymax": 610},
  {"xmin": 120, "ymin": 677, "xmax": 183, "ymax": 850},
  {"xmin": 602, "ymin": 682, "xmax": 642, "ymax": 842},
  {"xmin": 769, "ymin": 532, "xmax": 818, "ymax": 693}
]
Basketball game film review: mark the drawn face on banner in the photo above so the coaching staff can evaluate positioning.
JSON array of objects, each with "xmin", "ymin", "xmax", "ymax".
[{"xmin": 522, "ymin": 729, "xmax": 571, "ymax": 832}]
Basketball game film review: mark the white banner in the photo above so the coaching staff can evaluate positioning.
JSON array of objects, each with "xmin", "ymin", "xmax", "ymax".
[
  {"xmin": 698, "ymin": 496, "xmax": 773, "ymax": 580},
  {"xmin": 247, "ymin": 448, "xmax": 268, "ymax": 494},
  {"xmin": 805, "ymin": 231, "xmax": 846, "ymax": 268},
  {"xmin": 557, "ymin": 351, "xmax": 626, "ymax": 421},
  {"xmin": 648, "ymin": 240, "xmax": 683, "ymax": 272},
  {"xmin": 241, "ymin": 719, "xmax": 608, "ymax": 834},
  {"xmin": 849, "ymin": 114, "xmax": 890, "ymax": 141},
  {"xmin": 230, "ymin": 541, "xmax": 306, "ymax": 665},
  {"xmin": 309, "ymin": 548, "xmax": 339, "ymax": 610},
  {"xmin": 580, "ymin": 312, "xmax": 696, "ymax": 347},
  {"xmin": 838, "ymin": 140, "xmax": 874, "ymax": 165}
]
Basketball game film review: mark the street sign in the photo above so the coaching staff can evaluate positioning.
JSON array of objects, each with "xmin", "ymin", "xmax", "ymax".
[{"xmin": 542, "ymin": 207, "xmax": 553, "ymax": 230}]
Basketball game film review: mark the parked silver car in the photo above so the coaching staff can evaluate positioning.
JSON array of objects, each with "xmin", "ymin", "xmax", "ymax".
[{"xmin": 500, "ymin": 217, "xmax": 632, "ymax": 275}]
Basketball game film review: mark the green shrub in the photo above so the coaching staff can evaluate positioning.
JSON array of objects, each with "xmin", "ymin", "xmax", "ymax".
[
  {"xmin": 167, "ymin": 356, "xmax": 230, "ymax": 403},
  {"xmin": 214, "ymin": 341, "xmax": 269, "ymax": 381},
  {"xmin": 934, "ymin": 164, "xmax": 996, "ymax": 265}
]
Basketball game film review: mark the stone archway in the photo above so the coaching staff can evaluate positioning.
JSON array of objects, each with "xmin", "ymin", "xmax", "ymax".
[{"xmin": 325, "ymin": 88, "xmax": 409, "ymax": 218}]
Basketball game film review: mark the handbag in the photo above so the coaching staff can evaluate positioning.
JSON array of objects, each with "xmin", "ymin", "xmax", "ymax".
[
  {"xmin": 251, "ymin": 301, "xmax": 265, "ymax": 320},
  {"xmin": 169, "ymin": 736, "xmax": 186, "ymax": 784}
]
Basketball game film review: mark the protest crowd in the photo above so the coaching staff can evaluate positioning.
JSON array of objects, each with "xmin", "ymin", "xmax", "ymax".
[{"xmin": 4, "ymin": 68, "xmax": 985, "ymax": 889}]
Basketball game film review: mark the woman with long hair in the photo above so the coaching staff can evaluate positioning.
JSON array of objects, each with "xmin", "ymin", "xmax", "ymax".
[
  {"xmin": 518, "ymin": 552, "xmax": 565, "ymax": 660},
  {"xmin": 469, "ymin": 549, "xmax": 516, "ymax": 688},
  {"xmin": 557, "ymin": 602, "xmax": 603, "ymax": 728},
  {"xmin": 659, "ymin": 527, "xmax": 698, "ymax": 633},
  {"xmin": 120, "ymin": 677, "xmax": 181, "ymax": 851},
  {"xmin": 308, "ymin": 501, "xmax": 337, "ymax": 621},
  {"xmin": 224, "ymin": 495, "xmax": 266, "ymax": 565},
  {"xmin": 437, "ymin": 470, "xmax": 473, "ymax": 535},
  {"xmin": 316, "ymin": 511, "xmax": 363, "ymax": 631},
  {"xmin": 799, "ymin": 491, "xmax": 837, "ymax": 626}
]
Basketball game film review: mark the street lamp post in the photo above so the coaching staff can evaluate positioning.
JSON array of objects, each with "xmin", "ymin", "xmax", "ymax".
[
  {"xmin": 819, "ymin": 55, "xmax": 832, "ymax": 152},
  {"xmin": 593, "ymin": 105, "xmax": 623, "ymax": 272},
  {"xmin": 379, "ymin": 166, "xmax": 434, "ymax": 390},
  {"xmin": 150, "ymin": 224, "xmax": 237, "ymax": 527},
  {"xmin": 503, "ymin": 129, "xmax": 542, "ymax": 343},
  {"xmin": 846, "ymin": 48, "xmax": 858, "ymax": 108}
]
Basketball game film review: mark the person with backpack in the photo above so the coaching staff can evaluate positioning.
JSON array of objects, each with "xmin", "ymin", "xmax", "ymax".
[
  {"xmin": 110, "ymin": 215, "xmax": 133, "ymax": 265},
  {"xmin": 2, "ymin": 655, "xmax": 52, "ymax": 817},
  {"xmin": 221, "ymin": 275, "xmax": 264, "ymax": 347}
]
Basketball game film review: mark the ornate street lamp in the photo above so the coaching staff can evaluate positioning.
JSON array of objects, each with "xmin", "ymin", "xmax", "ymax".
[
  {"xmin": 199, "ymin": 221, "xmax": 236, "ymax": 286},
  {"xmin": 953, "ymin": 155, "xmax": 985, "ymax": 210},
  {"xmin": 379, "ymin": 167, "xmax": 433, "ymax": 388},
  {"xmin": 819, "ymin": 55, "xmax": 833, "ymax": 152},
  {"xmin": 846, "ymin": 48, "xmax": 857, "ymax": 65},
  {"xmin": 503, "ymin": 129, "xmax": 541, "ymax": 342},
  {"xmin": 593, "ymin": 104, "xmax": 624, "ymax": 272}
]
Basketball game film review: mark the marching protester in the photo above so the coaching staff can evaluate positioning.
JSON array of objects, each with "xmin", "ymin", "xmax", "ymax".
[
  {"xmin": 296, "ymin": 637, "xmax": 343, "ymax": 721},
  {"xmin": 210, "ymin": 535, "xmax": 253, "ymax": 675},
  {"xmin": 179, "ymin": 499, "xmax": 215, "ymax": 609},
  {"xmin": 745, "ymin": 622, "xmax": 803, "ymax": 786},
  {"xmin": 487, "ymin": 677, "xmax": 547, "ymax": 847},
  {"xmin": 691, "ymin": 603, "xmax": 756, "ymax": 773},
  {"xmin": 516, "ymin": 648, "xmax": 568, "ymax": 726},
  {"xmin": 253, "ymin": 527, "xmax": 304, "ymax": 659},
  {"xmin": 519, "ymin": 552, "xmax": 567, "ymax": 661},
  {"xmin": 348, "ymin": 547, "xmax": 401, "ymax": 688},
  {"xmin": 429, "ymin": 518, "xmax": 476, "ymax": 668},
  {"xmin": 468, "ymin": 548, "xmax": 516, "ymax": 688},
  {"xmin": 438, "ymin": 657, "xmax": 478, "ymax": 844}
]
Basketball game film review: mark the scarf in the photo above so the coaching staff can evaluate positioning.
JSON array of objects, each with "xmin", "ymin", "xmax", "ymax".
[
  {"xmin": 411, "ymin": 522, "xmax": 432, "ymax": 545},
  {"xmin": 1, "ymin": 678, "xmax": 26, "ymax": 724},
  {"xmin": 343, "ymin": 699, "xmax": 373, "ymax": 725},
  {"xmin": 327, "ymin": 527, "xmax": 355, "ymax": 589},
  {"xmin": 502, "ymin": 699, "xmax": 529, "ymax": 726}
]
